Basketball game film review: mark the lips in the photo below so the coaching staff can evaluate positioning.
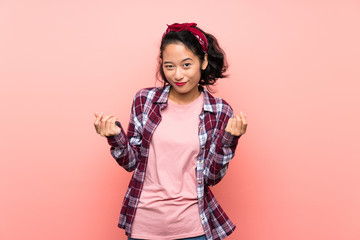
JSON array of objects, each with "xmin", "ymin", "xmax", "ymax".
[{"xmin": 175, "ymin": 82, "xmax": 186, "ymax": 86}]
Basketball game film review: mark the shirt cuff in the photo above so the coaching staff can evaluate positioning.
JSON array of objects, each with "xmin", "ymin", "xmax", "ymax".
[
  {"xmin": 106, "ymin": 131, "xmax": 126, "ymax": 147},
  {"xmin": 220, "ymin": 131, "xmax": 241, "ymax": 147}
]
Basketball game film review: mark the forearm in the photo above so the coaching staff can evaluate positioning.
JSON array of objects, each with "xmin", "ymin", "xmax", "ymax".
[
  {"xmin": 205, "ymin": 131, "xmax": 240, "ymax": 186},
  {"xmin": 106, "ymin": 125, "xmax": 140, "ymax": 172}
]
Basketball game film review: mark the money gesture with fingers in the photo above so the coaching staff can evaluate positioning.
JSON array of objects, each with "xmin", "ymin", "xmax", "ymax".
[
  {"xmin": 94, "ymin": 112, "xmax": 121, "ymax": 137},
  {"xmin": 225, "ymin": 112, "xmax": 247, "ymax": 136}
]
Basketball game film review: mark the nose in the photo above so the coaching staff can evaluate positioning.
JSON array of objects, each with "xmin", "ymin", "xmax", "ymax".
[{"xmin": 174, "ymin": 67, "xmax": 184, "ymax": 81}]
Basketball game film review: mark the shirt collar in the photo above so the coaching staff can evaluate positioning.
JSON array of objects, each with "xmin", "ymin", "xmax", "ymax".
[
  {"xmin": 153, "ymin": 85, "xmax": 171, "ymax": 104},
  {"xmin": 153, "ymin": 84, "xmax": 216, "ymax": 114},
  {"xmin": 201, "ymin": 86, "xmax": 215, "ymax": 113}
]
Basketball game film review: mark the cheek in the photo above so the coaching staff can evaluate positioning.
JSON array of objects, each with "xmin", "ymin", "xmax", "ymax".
[
  {"xmin": 163, "ymin": 69, "xmax": 172, "ymax": 81},
  {"xmin": 189, "ymin": 68, "xmax": 202, "ymax": 79}
]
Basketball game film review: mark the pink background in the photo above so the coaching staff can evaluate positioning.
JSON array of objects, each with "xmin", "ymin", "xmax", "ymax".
[{"xmin": 1, "ymin": 0, "xmax": 359, "ymax": 239}]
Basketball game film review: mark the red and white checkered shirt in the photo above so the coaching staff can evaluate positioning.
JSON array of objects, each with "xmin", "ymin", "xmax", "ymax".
[{"xmin": 106, "ymin": 85, "xmax": 241, "ymax": 240}]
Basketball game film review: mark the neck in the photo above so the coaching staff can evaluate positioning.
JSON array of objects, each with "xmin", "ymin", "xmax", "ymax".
[{"xmin": 168, "ymin": 86, "xmax": 201, "ymax": 105}]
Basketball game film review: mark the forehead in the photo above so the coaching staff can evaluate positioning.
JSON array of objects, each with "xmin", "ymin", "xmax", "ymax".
[{"xmin": 162, "ymin": 43, "xmax": 198, "ymax": 62}]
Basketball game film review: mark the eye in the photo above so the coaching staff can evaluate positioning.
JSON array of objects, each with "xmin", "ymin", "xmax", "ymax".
[
  {"xmin": 164, "ymin": 65, "xmax": 174, "ymax": 70},
  {"xmin": 183, "ymin": 63, "xmax": 191, "ymax": 68}
]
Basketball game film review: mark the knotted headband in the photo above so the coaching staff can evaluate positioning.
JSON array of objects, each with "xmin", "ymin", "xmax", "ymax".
[{"xmin": 162, "ymin": 23, "xmax": 209, "ymax": 53}]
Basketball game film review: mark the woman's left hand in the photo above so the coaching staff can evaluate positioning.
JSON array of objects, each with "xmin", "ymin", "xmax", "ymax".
[{"xmin": 225, "ymin": 112, "xmax": 247, "ymax": 136}]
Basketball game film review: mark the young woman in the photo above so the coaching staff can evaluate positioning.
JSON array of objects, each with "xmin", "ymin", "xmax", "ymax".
[{"xmin": 94, "ymin": 22, "xmax": 247, "ymax": 240}]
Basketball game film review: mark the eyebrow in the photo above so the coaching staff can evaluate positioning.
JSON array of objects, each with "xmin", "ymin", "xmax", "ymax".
[{"xmin": 163, "ymin": 58, "xmax": 193, "ymax": 64}]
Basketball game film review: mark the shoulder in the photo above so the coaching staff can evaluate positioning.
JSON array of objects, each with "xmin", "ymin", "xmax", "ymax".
[
  {"xmin": 132, "ymin": 87, "xmax": 164, "ymax": 103},
  {"xmin": 133, "ymin": 87, "xmax": 160, "ymax": 98}
]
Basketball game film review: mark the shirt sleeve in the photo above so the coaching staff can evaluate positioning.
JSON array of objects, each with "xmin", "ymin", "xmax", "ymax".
[
  {"xmin": 105, "ymin": 92, "xmax": 143, "ymax": 172},
  {"xmin": 204, "ymin": 104, "xmax": 241, "ymax": 186}
]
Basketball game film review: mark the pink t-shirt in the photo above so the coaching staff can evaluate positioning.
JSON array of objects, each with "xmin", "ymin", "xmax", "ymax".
[{"xmin": 130, "ymin": 92, "xmax": 205, "ymax": 240}]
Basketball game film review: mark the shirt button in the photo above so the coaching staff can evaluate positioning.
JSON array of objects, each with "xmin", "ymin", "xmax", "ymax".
[
  {"xmin": 198, "ymin": 181, "xmax": 202, "ymax": 185},
  {"xmin": 201, "ymin": 146, "xmax": 205, "ymax": 149},
  {"xmin": 200, "ymin": 160, "xmax": 203, "ymax": 163},
  {"xmin": 199, "ymin": 126, "xmax": 203, "ymax": 130}
]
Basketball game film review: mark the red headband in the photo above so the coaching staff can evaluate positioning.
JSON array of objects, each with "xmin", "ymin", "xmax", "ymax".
[{"xmin": 162, "ymin": 23, "xmax": 209, "ymax": 53}]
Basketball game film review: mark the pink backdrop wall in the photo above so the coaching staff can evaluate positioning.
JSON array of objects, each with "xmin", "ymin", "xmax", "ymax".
[{"xmin": 1, "ymin": 0, "xmax": 359, "ymax": 239}]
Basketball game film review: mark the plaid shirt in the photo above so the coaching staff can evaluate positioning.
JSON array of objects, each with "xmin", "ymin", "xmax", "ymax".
[{"xmin": 106, "ymin": 85, "xmax": 241, "ymax": 240}]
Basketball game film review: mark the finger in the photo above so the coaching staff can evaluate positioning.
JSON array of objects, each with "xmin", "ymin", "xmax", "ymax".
[
  {"xmin": 98, "ymin": 112, "xmax": 104, "ymax": 120},
  {"xmin": 235, "ymin": 115, "xmax": 242, "ymax": 135},
  {"xmin": 113, "ymin": 117, "xmax": 121, "ymax": 135},
  {"xmin": 101, "ymin": 114, "xmax": 113, "ymax": 128},
  {"xmin": 102, "ymin": 115, "xmax": 114, "ymax": 135},
  {"xmin": 231, "ymin": 116, "xmax": 237, "ymax": 133},
  {"xmin": 225, "ymin": 118, "xmax": 234, "ymax": 133},
  {"xmin": 94, "ymin": 112, "xmax": 102, "ymax": 123},
  {"xmin": 231, "ymin": 117, "xmax": 236, "ymax": 129},
  {"xmin": 110, "ymin": 117, "xmax": 117, "ymax": 133},
  {"xmin": 105, "ymin": 116, "xmax": 120, "ymax": 136},
  {"xmin": 96, "ymin": 112, "xmax": 104, "ymax": 127},
  {"xmin": 231, "ymin": 115, "xmax": 239, "ymax": 135},
  {"xmin": 240, "ymin": 112, "xmax": 247, "ymax": 134},
  {"xmin": 241, "ymin": 112, "xmax": 247, "ymax": 125},
  {"xmin": 107, "ymin": 116, "xmax": 117, "ymax": 135},
  {"xmin": 94, "ymin": 112, "xmax": 103, "ymax": 132},
  {"xmin": 101, "ymin": 114, "xmax": 113, "ymax": 122},
  {"xmin": 100, "ymin": 114, "xmax": 112, "ymax": 135}
]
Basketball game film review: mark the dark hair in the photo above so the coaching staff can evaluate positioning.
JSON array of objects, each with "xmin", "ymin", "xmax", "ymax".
[{"xmin": 156, "ymin": 25, "xmax": 228, "ymax": 90}]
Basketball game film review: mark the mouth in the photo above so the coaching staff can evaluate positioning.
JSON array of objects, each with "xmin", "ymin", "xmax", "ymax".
[{"xmin": 175, "ymin": 82, "xmax": 186, "ymax": 86}]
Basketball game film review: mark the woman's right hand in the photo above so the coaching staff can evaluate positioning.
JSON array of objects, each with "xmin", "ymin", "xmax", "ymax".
[{"xmin": 94, "ymin": 112, "xmax": 121, "ymax": 137}]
